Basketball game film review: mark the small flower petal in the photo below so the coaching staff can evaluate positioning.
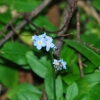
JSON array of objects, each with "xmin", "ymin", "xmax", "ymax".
[
  {"xmin": 45, "ymin": 35, "xmax": 53, "ymax": 42},
  {"xmin": 39, "ymin": 33, "xmax": 46, "ymax": 38},
  {"xmin": 53, "ymin": 59, "xmax": 67, "ymax": 70},
  {"xmin": 59, "ymin": 59, "xmax": 67, "ymax": 69},
  {"xmin": 33, "ymin": 37, "xmax": 46, "ymax": 50}
]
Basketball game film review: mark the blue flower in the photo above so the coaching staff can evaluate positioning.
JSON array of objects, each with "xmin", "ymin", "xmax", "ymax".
[
  {"xmin": 53, "ymin": 59, "xmax": 60, "ymax": 66},
  {"xmin": 45, "ymin": 41, "xmax": 55, "ymax": 51},
  {"xmin": 53, "ymin": 59, "xmax": 62, "ymax": 70},
  {"xmin": 59, "ymin": 59, "xmax": 67, "ymax": 69},
  {"xmin": 53, "ymin": 45, "xmax": 57, "ymax": 51},
  {"xmin": 45, "ymin": 33, "xmax": 56, "ymax": 51},
  {"xmin": 34, "ymin": 37, "xmax": 46, "ymax": 50},
  {"xmin": 45, "ymin": 35, "xmax": 53, "ymax": 42},
  {"xmin": 32, "ymin": 32, "xmax": 57, "ymax": 51},
  {"xmin": 53, "ymin": 59, "xmax": 67, "ymax": 70},
  {"xmin": 32, "ymin": 34, "xmax": 37, "ymax": 42},
  {"xmin": 39, "ymin": 33, "xmax": 46, "ymax": 38}
]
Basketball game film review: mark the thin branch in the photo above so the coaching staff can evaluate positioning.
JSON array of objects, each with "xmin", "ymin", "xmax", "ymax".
[
  {"xmin": 54, "ymin": 0, "xmax": 78, "ymax": 58},
  {"xmin": 80, "ymin": 40, "xmax": 100, "ymax": 53},
  {"xmin": 41, "ymin": 87, "xmax": 48, "ymax": 100},
  {"xmin": 77, "ymin": 1, "xmax": 100, "ymax": 24},
  {"xmin": 23, "ymin": 0, "xmax": 77, "ymax": 34},
  {"xmin": 0, "ymin": 13, "xmax": 22, "ymax": 35},
  {"xmin": 0, "ymin": 0, "xmax": 52, "ymax": 47},
  {"xmin": 76, "ymin": 10, "xmax": 84, "ymax": 78}
]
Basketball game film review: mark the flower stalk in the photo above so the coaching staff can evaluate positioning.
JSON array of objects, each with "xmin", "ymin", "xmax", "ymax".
[{"xmin": 50, "ymin": 50, "xmax": 56, "ymax": 100}]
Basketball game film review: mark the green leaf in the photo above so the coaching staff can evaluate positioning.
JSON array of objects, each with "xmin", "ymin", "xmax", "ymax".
[
  {"xmin": 56, "ymin": 75, "xmax": 63, "ymax": 100},
  {"xmin": 7, "ymin": 83, "xmax": 41, "ymax": 99},
  {"xmin": 87, "ymin": 83, "xmax": 100, "ymax": 100},
  {"xmin": 0, "ymin": 0, "xmax": 42, "ymax": 12},
  {"xmin": 10, "ymin": 90, "xmax": 40, "ymax": 100},
  {"xmin": 76, "ymin": 78, "xmax": 91, "ymax": 95},
  {"xmin": 26, "ymin": 51, "xmax": 51, "ymax": 78},
  {"xmin": 1, "ymin": 41, "xmax": 30, "ymax": 65},
  {"xmin": 74, "ymin": 94, "xmax": 87, "ymax": 100},
  {"xmin": 60, "ymin": 44, "xmax": 76, "ymax": 66},
  {"xmin": 33, "ymin": 15, "xmax": 56, "ymax": 31},
  {"xmin": 45, "ymin": 69, "xmax": 53, "ymax": 100},
  {"xmin": 84, "ymin": 71, "xmax": 100, "ymax": 87},
  {"xmin": 66, "ymin": 82, "xmax": 78, "ymax": 100},
  {"xmin": 0, "ymin": 65, "xmax": 18, "ymax": 87},
  {"xmin": 19, "ymin": 31, "xmax": 32, "ymax": 46},
  {"xmin": 92, "ymin": 1, "xmax": 100, "ymax": 11},
  {"xmin": 0, "ymin": 10, "xmax": 12, "ymax": 23},
  {"xmin": 64, "ymin": 40, "xmax": 100, "ymax": 67},
  {"xmin": 62, "ymin": 74, "xmax": 80, "ymax": 85},
  {"xmin": 45, "ymin": 71, "xmax": 63, "ymax": 100},
  {"xmin": 83, "ymin": 62, "xmax": 95, "ymax": 74},
  {"xmin": 71, "ymin": 64, "xmax": 80, "ymax": 74},
  {"xmin": 74, "ymin": 79, "xmax": 90, "ymax": 99}
]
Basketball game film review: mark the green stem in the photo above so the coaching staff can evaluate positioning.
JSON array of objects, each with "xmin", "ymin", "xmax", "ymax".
[{"xmin": 50, "ymin": 50, "xmax": 56, "ymax": 100}]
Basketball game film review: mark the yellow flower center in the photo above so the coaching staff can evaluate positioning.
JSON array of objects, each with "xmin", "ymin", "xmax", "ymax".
[
  {"xmin": 38, "ymin": 41, "xmax": 42, "ymax": 45},
  {"xmin": 56, "ymin": 62, "xmax": 59, "ymax": 66}
]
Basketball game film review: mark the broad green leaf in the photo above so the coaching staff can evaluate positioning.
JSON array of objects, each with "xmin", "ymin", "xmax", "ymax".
[
  {"xmin": 83, "ymin": 62, "xmax": 95, "ymax": 73},
  {"xmin": 11, "ymin": 95, "xmax": 18, "ymax": 100},
  {"xmin": 0, "ymin": 9, "xmax": 12, "ymax": 23},
  {"xmin": 33, "ymin": 15, "xmax": 56, "ymax": 32},
  {"xmin": 0, "ymin": 0, "xmax": 42, "ymax": 12},
  {"xmin": 10, "ymin": 90, "xmax": 40, "ymax": 100},
  {"xmin": 1, "ymin": 41, "xmax": 30, "ymax": 65},
  {"xmin": 71, "ymin": 64, "xmax": 80, "ymax": 74},
  {"xmin": 84, "ymin": 71, "xmax": 100, "ymax": 87},
  {"xmin": 60, "ymin": 97, "xmax": 66, "ymax": 100},
  {"xmin": 60, "ymin": 44, "xmax": 77, "ymax": 65},
  {"xmin": 92, "ymin": 1, "xmax": 100, "ymax": 11},
  {"xmin": 56, "ymin": 75, "xmax": 63, "ymax": 100},
  {"xmin": 81, "ymin": 33, "xmax": 99, "ymax": 46},
  {"xmin": 45, "ymin": 70, "xmax": 63, "ymax": 100},
  {"xmin": 17, "ymin": 91, "xmax": 39, "ymax": 100},
  {"xmin": 7, "ymin": 83, "xmax": 41, "ymax": 99},
  {"xmin": 66, "ymin": 82, "xmax": 78, "ymax": 100},
  {"xmin": 45, "ymin": 69, "xmax": 53, "ymax": 100},
  {"xmin": 87, "ymin": 83, "xmax": 100, "ymax": 100},
  {"xmin": 0, "ymin": 65, "xmax": 18, "ymax": 87},
  {"xmin": 19, "ymin": 31, "xmax": 32, "ymax": 46},
  {"xmin": 62, "ymin": 74, "xmax": 80, "ymax": 85},
  {"xmin": 64, "ymin": 40, "xmax": 100, "ymax": 67},
  {"xmin": 76, "ymin": 78, "xmax": 91, "ymax": 95},
  {"xmin": 74, "ymin": 94, "xmax": 87, "ymax": 100},
  {"xmin": 26, "ymin": 51, "xmax": 51, "ymax": 78},
  {"xmin": 74, "ymin": 79, "xmax": 90, "ymax": 100}
]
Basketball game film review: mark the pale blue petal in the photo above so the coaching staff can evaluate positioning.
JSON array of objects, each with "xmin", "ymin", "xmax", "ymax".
[
  {"xmin": 46, "ymin": 46, "xmax": 50, "ymax": 51},
  {"xmin": 34, "ymin": 42, "xmax": 37, "ymax": 46},
  {"xmin": 46, "ymin": 36, "xmax": 53, "ymax": 42},
  {"xmin": 39, "ymin": 33, "xmax": 46, "ymax": 38},
  {"xmin": 37, "ymin": 45, "xmax": 42, "ymax": 50}
]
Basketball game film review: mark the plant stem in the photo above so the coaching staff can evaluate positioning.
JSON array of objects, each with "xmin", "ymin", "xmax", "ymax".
[{"xmin": 50, "ymin": 50, "xmax": 56, "ymax": 100}]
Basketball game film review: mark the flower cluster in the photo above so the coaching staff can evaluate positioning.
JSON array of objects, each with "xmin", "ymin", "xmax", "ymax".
[
  {"xmin": 32, "ymin": 32, "xmax": 57, "ymax": 51},
  {"xmin": 53, "ymin": 59, "xmax": 67, "ymax": 70}
]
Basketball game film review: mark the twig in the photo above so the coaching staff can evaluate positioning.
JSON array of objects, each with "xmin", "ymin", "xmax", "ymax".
[
  {"xmin": 76, "ymin": 10, "xmax": 84, "ymax": 78},
  {"xmin": 23, "ymin": 1, "xmax": 76, "ymax": 34},
  {"xmin": 0, "ymin": 0, "xmax": 52, "ymax": 47},
  {"xmin": 54, "ymin": 0, "xmax": 78, "ymax": 58},
  {"xmin": 0, "ymin": 13, "xmax": 22, "ymax": 35},
  {"xmin": 41, "ymin": 88, "xmax": 48, "ymax": 100},
  {"xmin": 80, "ymin": 40, "xmax": 100, "ymax": 53},
  {"xmin": 77, "ymin": 1, "xmax": 100, "ymax": 24}
]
